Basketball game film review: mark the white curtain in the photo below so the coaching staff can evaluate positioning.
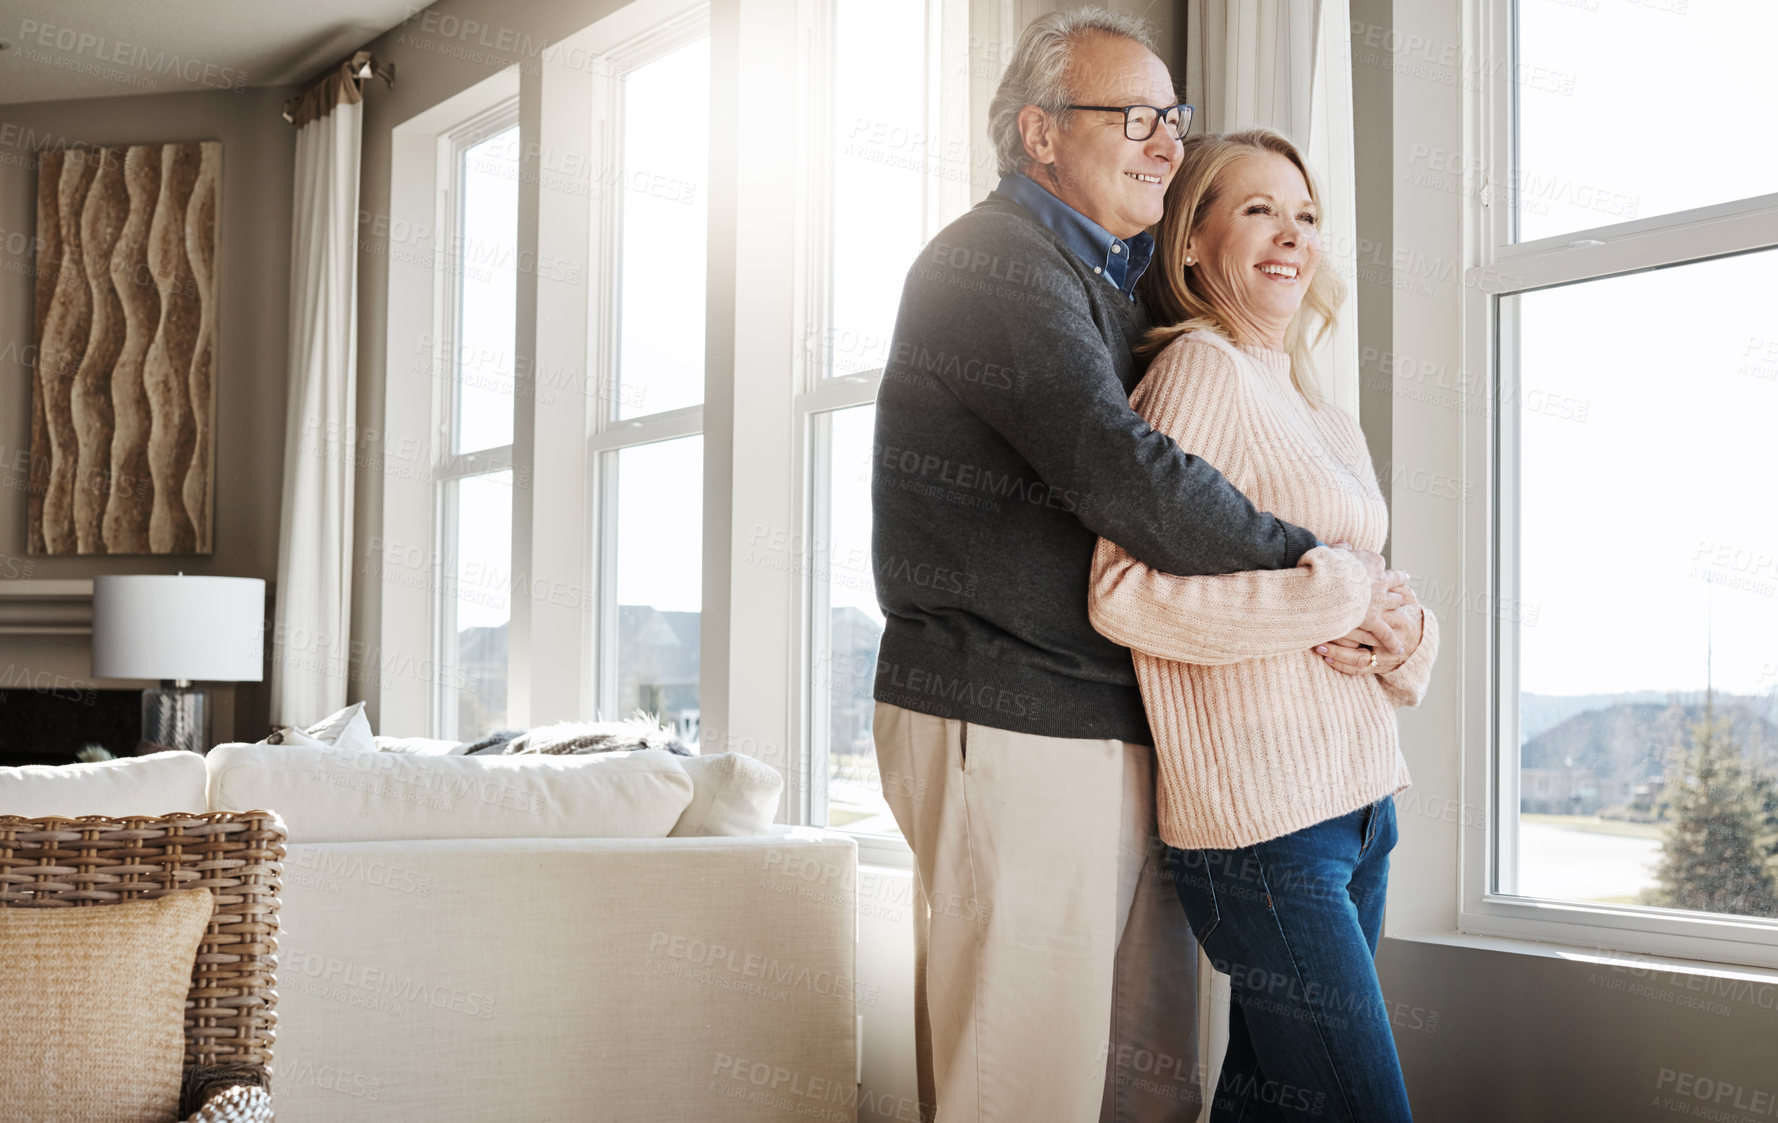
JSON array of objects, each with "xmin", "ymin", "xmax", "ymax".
[
  {"xmin": 1188, "ymin": 0, "xmax": 1361, "ymax": 416},
  {"xmin": 1181, "ymin": 4, "xmax": 1361, "ymax": 1117},
  {"xmin": 271, "ymin": 98, "xmax": 362, "ymax": 725}
]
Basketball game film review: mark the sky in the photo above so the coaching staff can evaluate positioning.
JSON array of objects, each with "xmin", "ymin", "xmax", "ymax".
[
  {"xmin": 600, "ymin": 39, "xmax": 707, "ymax": 613},
  {"xmin": 822, "ymin": 0, "xmax": 930, "ymax": 626},
  {"xmin": 451, "ymin": 127, "xmax": 518, "ymax": 632},
  {"xmin": 605, "ymin": 3, "xmax": 929, "ymax": 622},
  {"xmin": 456, "ymin": 126, "xmax": 520, "ymax": 453},
  {"xmin": 616, "ymin": 39, "xmax": 709, "ymax": 420},
  {"xmin": 452, "ymin": 42, "xmax": 710, "ymax": 624}
]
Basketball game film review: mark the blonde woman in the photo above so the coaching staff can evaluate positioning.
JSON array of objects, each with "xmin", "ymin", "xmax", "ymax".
[{"xmin": 1088, "ymin": 129, "xmax": 1437, "ymax": 1122}]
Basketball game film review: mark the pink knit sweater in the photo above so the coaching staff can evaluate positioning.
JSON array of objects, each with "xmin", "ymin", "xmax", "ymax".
[{"xmin": 1089, "ymin": 330, "xmax": 1438, "ymax": 849}]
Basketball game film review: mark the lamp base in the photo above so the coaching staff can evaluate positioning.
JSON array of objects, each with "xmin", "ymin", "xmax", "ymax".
[{"xmin": 141, "ymin": 680, "xmax": 210, "ymax": 754}]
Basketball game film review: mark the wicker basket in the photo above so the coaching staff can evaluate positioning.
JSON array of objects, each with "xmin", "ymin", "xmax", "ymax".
[{"xmin": 0, "ymin": 810, "xmax": 286, "ymax": 1123}]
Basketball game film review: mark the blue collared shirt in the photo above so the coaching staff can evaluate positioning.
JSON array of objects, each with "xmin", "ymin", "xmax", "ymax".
[{"xmin": 991, "ymin": 172, "xmax": 1155, "ymax": 299}]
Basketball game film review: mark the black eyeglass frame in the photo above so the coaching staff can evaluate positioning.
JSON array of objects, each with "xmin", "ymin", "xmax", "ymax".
[{"xmin": 1064, "ymin": 103, "xmax": 1194, "ymax": 142}]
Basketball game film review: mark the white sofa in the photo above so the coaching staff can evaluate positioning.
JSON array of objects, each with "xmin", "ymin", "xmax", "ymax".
[{"xmin": 1, "ymin": 746, "xmax": 861, "ymax": 1123}]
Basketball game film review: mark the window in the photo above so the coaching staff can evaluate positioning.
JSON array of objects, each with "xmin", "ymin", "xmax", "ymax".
[
  {"xmin": 435, "ymin": 113, "xmax": 520, "ymax": 740},
  {"xmin": 1511, "ymin": 0, "xmax": 1777, "ymax": 243},
  {"xmin": 1466, "ymin": 0, "xmax": 1778, "ymax": 964},
  {"xmin": 439, "ymin": 470, "xmax": 514, "ymax": 737},
  {"xmin": 810, "ymin": 405, "xmax": 887, "ymax": 829},
  {"xmin": 613, "ymin": 37, "xmax": 709, "ymax": 417},
  {"xmin": 381, "ymin": 0, "xmax": 1021, "ymax": 825},
  {"xmin": 591, "ymin": 27, "xmax": 710, "ymax": 744},
  {"xmin": 800, "ymin": 0, "xmax": 975, "ymax": 833},
  {"xmin": 605, "ymin": 435, "xmax": 704, "ymax": 742}
]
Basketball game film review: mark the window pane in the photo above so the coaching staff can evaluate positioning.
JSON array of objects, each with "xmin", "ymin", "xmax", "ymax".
[
  {"xmin": 455, "ymin": 126, "xmax": 519, "ymax": 452},
  {"xmin": 1506, "ymin": 248, "xmax": 1778, "ymax": 922},
  {"xmin": 613, "ymin": 436, "xmax": 703, "ymax": 742},
  {"xmin": 1514, "ymin": 1, "xmax": 1778, "ymax": 242},
  {"xmin": 816, "ymin": 406, "xmax": 891, "ymax": 831},
  {"xmin": 822, "ymin": 0, "xmax": 932, "ymax": 377},
  {"xmin": 616, "ymin": 39, "xmax": 709, "ymax": 418},
  {"xmin": 447, "ymin": 471, "xmax": 512, "ymax": 738}
]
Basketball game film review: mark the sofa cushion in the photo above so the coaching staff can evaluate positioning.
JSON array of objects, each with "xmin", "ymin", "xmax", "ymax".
[
  {"xmin": 0, "ymin": 751, "xmax": 209, "ymax": 817},
  {"xmin": 374, "ymin": 736, "xmax": 467, "ymax": 756},
  {"xmin": 0, "ymin": 889, "xmax": 213, "ymax": 1121},
  {"xmin": 670, "ymin": 752, "xmax": 784, "ymax": 837},
  {"xmin": 206, "ymin": 744, "xmax": 694, "ymax": 843}
]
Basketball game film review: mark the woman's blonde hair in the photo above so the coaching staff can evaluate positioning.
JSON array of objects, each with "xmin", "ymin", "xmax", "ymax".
[{"xmin": 1138, "ymin": 128, "xmax": 1346, "ymax": 409}]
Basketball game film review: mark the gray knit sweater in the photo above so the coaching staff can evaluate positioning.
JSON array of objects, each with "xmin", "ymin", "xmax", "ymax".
[{"xmin": 871, "ymin": 195, "xmax": 1319, "ymax": 746}]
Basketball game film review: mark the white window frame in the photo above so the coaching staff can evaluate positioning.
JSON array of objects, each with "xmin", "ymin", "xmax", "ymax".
[
  {"xmin": 583, "ymin": 10, "xmax": 712, "ymax": 734},
  {"xmin": 791, "ymin": 0, "xmax": 1012, "ymax": 853},
  {"xmin": 381, "ymin": 67, "xmax": 524, "ymax": 740},
  {"xmin": 1454, "ymin": 0, "xmax": 1778, "ymax": 968},
  {"xmin": 431, "ymin": 103, "xmax": 523, "ymax": 741}
]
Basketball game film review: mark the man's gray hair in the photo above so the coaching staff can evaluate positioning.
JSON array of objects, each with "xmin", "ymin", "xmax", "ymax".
[{"xmin": 987, "ymin": 8, "xmax": 1158, "ymax": 179}]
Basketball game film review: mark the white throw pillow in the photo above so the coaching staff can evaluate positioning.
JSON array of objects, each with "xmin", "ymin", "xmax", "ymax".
[
  {"xmin": 669, "ymin": 752, "xmax": 784, "ymax": 837},
  {"xmin": 207, "ymin": 743, "xmax": 694, "ymax": 842},
  {"xmin": 0, "ymin": 751, "xmax": 209, "ymax": 818},
  {"xmin": 276, "ymin": 726, "xmax": 329, "ymax": 749},
  {"xmin": 279, "ymin": 701, "xmax": 376, "ymax": 754}
]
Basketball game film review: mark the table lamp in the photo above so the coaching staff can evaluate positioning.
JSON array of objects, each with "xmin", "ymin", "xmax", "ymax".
[{"xmin": 91, "ymin": 575, "xmax": 266, "ymax": 754}]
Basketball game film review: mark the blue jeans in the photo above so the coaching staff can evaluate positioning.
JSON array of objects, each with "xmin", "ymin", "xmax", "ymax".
[{"xmin": 1169, "ymin": 796, "xmax": 1411, "ymax": 1123}]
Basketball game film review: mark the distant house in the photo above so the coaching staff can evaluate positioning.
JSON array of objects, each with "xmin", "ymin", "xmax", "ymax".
[
  {"xmin": 456, "ymin": 622, "xmax": 509, "ymax": 736},
  {"xmin": 1521, "ymin": 767, "xmax": 1602, "ymax": 815},
  {"xmin": 617, "ymin": 606, "xmax": 702, "ymax": 742}
]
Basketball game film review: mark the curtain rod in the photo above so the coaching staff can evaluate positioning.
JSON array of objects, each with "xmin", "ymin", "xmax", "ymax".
[{"xmin": 281, "ymin": 50, "xmax": 394, "ymax": 124}]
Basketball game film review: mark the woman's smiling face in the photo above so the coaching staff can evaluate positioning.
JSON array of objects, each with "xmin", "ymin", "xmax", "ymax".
[{"xmin": 1185, "ymin": 150, "xmax": 1323, "ymax": 349}]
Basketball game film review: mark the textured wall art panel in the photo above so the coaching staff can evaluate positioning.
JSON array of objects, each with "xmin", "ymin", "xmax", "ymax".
[{"xmin": 28, "ymin": 141, "xmax": 221, "ymax": 555}]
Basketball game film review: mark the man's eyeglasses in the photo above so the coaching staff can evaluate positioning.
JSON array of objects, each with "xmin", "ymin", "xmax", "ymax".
[{"xmin": 1065, "ymin": 103, "xmax": 1193, "ymax": 142}]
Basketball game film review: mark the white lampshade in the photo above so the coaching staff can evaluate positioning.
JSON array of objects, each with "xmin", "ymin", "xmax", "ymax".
[{"xmin": 91, "ymin": 575, "xmax": 266, "ymax": 682}]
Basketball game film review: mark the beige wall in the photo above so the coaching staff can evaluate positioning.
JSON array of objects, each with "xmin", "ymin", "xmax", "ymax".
[
  {"xmin": 0, "ymin": 86, "xmax": 297, "ymax": 741},
  {"xmin": 1380, "ymin": 938, "xmax": 1778, "ymax": 1122}
]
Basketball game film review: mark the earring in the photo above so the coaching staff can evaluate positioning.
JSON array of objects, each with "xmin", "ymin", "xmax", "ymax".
[{"xmin": 1184, "ymin": 257, "xmax": 1195, "ymax": 266}]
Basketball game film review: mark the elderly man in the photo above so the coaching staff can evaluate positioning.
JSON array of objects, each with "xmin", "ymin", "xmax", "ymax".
[{"xmin": 869, "ymin": 8, "xmax": 1401, "ymax": 1122}]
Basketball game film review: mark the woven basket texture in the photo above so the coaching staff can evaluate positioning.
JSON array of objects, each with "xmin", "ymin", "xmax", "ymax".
[{"xmin": 0, "ymin": 810, "xmax": 286, "ymax": 1123}]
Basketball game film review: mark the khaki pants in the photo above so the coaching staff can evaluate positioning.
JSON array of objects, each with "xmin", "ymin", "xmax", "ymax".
[{"xmin": 874, "ymin": 703, "xmax": 1205, "ymax": 1123}]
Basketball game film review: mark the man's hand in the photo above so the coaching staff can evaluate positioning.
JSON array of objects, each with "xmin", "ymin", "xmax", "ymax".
[{"xmin": 1327, "ymin": 543, "xmax": 1408, "ymax": 656}]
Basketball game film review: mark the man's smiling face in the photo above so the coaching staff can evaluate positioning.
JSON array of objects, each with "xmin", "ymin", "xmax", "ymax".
[{"xmin": 1026, "ymin": 32, "xmax": 1182, "ymax": 239}]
